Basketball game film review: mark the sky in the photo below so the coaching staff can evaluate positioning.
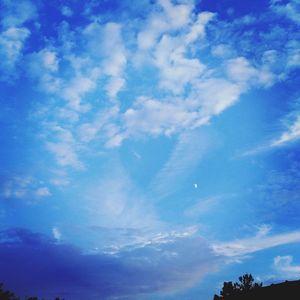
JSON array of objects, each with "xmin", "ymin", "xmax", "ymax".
[{"xmin": 0, "ymin": 0, "xmax": 300, "ymax": 299}]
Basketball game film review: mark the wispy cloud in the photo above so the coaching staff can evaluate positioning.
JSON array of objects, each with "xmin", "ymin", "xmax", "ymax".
[
  {"xmin": 83, "ymin": 162, "xmax": 160, "ymax": 230},
  {"xmin": 242, "ymin": 110, "xmax": 300, "ymax": 156},
  {"xmin": 150, "ymin": 129, "xmax": 212, "ymax": 200},
  {"xmin": 213, "ymin": 229, "xmax": 300, "ymax": 257},
  {"xmin": 271, "ymin": 114, "xmax": 300, "ymax": 147},
  {"xmin": 184, "ymin": 194, "xmax": 236, "ymax": 218}
]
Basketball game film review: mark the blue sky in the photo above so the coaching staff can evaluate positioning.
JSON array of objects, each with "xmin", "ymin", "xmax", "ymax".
[{"xmin": 1, "ymin": 0, "xmax": 300, "ymax": 299}]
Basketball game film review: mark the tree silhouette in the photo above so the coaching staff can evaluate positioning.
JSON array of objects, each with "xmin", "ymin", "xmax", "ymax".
[
  {"xmin": 235, "ymin": 273, "xmax": 262, "ymax": 294},
  {"xmin": 0, "ymin": 282, "xmax": 64, "ymax": 300},
  {"xmin": 214, "ymin": 273, "xmax": 263, "ymax": 299},
  {"xmin": 0, "ymin": 283, "xmax": 19, "ymax": 300}
]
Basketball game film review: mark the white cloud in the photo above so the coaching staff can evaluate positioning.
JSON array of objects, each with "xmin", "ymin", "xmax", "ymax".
[
  {"xmin": 154, "ymin": 34, "xmax": 206, "ymax": 93},
  {"xmin": 41, "ymin": 50, "xmax": 59, "ymax": 72},
  {"xmin": 77, "ymin": 105, "xmax": 120, "ymax": 144},
  {"xmin": 122, "ymin": 96, "xmax": 202, "ymax": 137},
  {"xmin": 105, "ymin": 76, "xmax": 244, "ymax": 147},
  {"xmin": 0, "ymin": 0, "xmax": 36, "ymax": 79},
  {"xmin": 271, "ymin": 114, "xmax": 300, "ymax": 147},
  {"xmin": 47, "ymin": 141, "xmax": 83, "ymax": 169},
  {"xmin": 225, "ymin": 56, "xmax": 275, "ymax": 87},
  {"xmin": 159, "ymin": 0, "xmax": 192, "ymax": 29},
  {"xmin": 0, "ymin": 27, "xmax": 30, "ymax": 74},
  {"xmin": 102, "ymin": 23, "xmax": 127, "ymax": 76},
  {"xmin": 35, "ymin": 187, "xmax": 51, "ymax": 197},
  {"xmin": 213, "ymin": 229, "xmax": 300, "ymax": 257},
  {"xmin": 241, "ymin": 105, "xmax": 300, "ymax": 156},
  {"xmin": 50, "ymin": 177, "xmax": 70, "ymax": 187},
  {"xmin": 271, "ymin": 0, "xmax": 300, "ymax": 25},
  {"xmin": 211, "ymin": 44, "xmax": 234, "ymax": 58},
  {"xmin": 61, "ymin": 6, "xmax": 73, "ymax": 17},
  {"xmin": 225, "ymin": 57, "xmax": 258, "ymax": 83},
  {"xmin": 1, "ymin": 175, "xmax": 51, "ymax": 200},
  {"xmin": 27, "ymin": 48, "xmax": 61, "ymax": 92},
  {"xmin": 274, "ymin": 255, "xmax": 300, "ymax": 278},
  {"xmin": 105, "ymin": 76, "xmax": 125, "ymax": 98},
  {"xmin": 193, "ymin": 78, "xmax": 242, "ymax": 115},
  {"xmin": 102, "ymin": 23, "xmax": 127, "ymax": 98},
  {"xmin": 52, "ymin": 227, "xmax": 62, "ymax": 241},
  {"xmin": 50, "ymin": 169, "xmax": 70, "ymax": 187},
  {"xmin": 83, "ymin": 21, "xmax": 127, "ymax": 98},
  {"xmin": 46, "ymin": 126, "xmax": 84, "ymax": 170},
  {"xmin": 286, "ymin": 40, "xmax": 300, "ymax": 69},
  {"xmin": 62, "ymin": 74, "xmax": 97, "ymax": 111},
  {"xmin": 137, "ymin": 0, "xmax": 192, "ymax": 51},
  {"xmin": 150, "ymin": 11, "xmax": 214, "ymax": 94},
  {"xmin": 1, "ymin": 0, "xmax": 37, "ymax": 28},
  {"xmin": 185, "ymin": 11, "xmax": 215, "ymax": 43}
]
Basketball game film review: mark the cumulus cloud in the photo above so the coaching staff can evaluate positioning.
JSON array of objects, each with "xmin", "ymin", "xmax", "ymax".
[
  {"xmin": 137, "ymin": 0, "xmax": 192, "ymax": 51},
  {"xmin": 27, "ymin": 48, "xmax": 61, "ymax": 92},
  {"xmin": 0, "ymin": 27, "xmax": 30, "ymax": 77},
  {"xmin": 154, "ymin": 34, "xmax": 206, "ymax": 93},
  {"xmin": 46, "ymin": 126, "xmax": 84, "ymax": 170},
  {"xmin": 0, "ymin": 0, "xmax": 36, "ymax": 79},
  {"xmin": 123, "ymin": 96, "xmax": 203, "ymax": 137},
  {"xmin": 83, "ymin": 21, "xmax": 127, "ymax": 98},
  {"xmin": 0, "ymin": 0, "xmax": 36, "ymax": 28},
  {"xmin": 105, "ymin": 76, "xmax": 243, "ymax": 147},
  {"xmin": 271, "ymin": 0, "xmax": 300, "ymax": 25},
  {"xmin": 61, "ymin": 6, "xmax": 73, "ymax": 17},
  {"xmin": 151, "ymin": 11, "xmax": 214, "ymax": 94},
  {"xmin": 6, "ymin": 0, "xmax": 300, "ymax": 175},
  {"xmin": 273, "ymin": 255, "xmax": 300, "ymax": 278},
  {"xmin": 1, "ymin": 175, "xmax": 51, "ymax": 200}
]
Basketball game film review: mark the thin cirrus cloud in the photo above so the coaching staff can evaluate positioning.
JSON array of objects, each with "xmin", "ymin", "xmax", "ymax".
[
  {"xmin": 241, "ymin": 110, "xmax": 300, "ymax": 156},
  {"xmin": 212, "ymin": 229, "xmax": 300, "ymax": 258},
  {"xmin": 270, "ymin": 114, "xmax": 300, "ymax": 147}
]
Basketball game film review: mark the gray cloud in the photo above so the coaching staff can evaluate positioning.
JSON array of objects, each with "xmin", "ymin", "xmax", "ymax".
[{"xmin": 0, "ymin": 228, "xmax": 221, "ymax": 300}]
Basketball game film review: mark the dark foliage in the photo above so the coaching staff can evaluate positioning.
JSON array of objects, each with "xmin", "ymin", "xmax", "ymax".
[
  {"xmin": 0, "ymin": 283, "xmax": 18, "ymax": 300},
  {"xmin": 214, "ymin": 273, "xmax": 263, "ymax": 299},
  {"xmin": 0, "ymin": 283, "xmax": 64, "ymax": 300},
  {"xmin": 214, "ymin": 274, "xmax": 300, "ymax": 300}
]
